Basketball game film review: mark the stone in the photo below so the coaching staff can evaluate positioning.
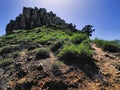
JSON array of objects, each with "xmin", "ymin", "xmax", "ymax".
[
  {"xmin": 16, "ymin": 67, "xmax": 28, "ymax": 78},
  {"xmin": 6, "ymin": 7, "xmax": 76, "ymax": 34},
  {"xmin": 116, "ymin": 65, "xmax": 120, "ymax": 71},
  {"xmin": 14, "ymin": 77, "xmax": 33, "ymax": 90},
  {"xmin": 14, "ymin": 62, "xmax": 24, "ymax": 68},
  {"xmin": 36, "ymin": 63, "xmax": 44, "ymax": 71},
  {"xmin": 23, "ymin": 7, "xmax": 31, "ymax": 19},
  {"xmin": 6, "ymin": 20, "xmax": 14, "ymax": 34}
]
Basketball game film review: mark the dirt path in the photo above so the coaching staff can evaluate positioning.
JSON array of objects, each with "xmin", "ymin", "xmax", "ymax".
[
  {"xmin": 92, "ymin": 44, "xmax": 120, "ymax": 89},
  {"xmin": 92, "ymin": 44, "xmax": 105, "ymax": 55},
  {"xmin": 50, "ymin": 52, "xmax": 57, "ymax": 61}
]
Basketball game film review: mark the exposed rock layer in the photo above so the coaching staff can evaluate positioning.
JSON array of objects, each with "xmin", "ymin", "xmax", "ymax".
[{"xmin": 6, "ymin": 7, "xmax": 74, "ymax": 34}]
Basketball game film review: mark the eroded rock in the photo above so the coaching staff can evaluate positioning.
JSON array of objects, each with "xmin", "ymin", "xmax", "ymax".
[{"xmin": 6, "ymin": 7, "xmax": 76, "ymax": 34}]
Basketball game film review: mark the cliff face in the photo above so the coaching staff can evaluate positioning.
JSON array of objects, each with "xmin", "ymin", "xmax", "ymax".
[{"xmin": 6, "ymin": 7, "xmax": 72, "ymax": 34}]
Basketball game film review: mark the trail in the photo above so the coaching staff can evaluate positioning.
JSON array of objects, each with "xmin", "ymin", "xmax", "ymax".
[
  {"xmin": 92, "ymin": 44, "xmax": 105, "ymax": 56},
  {"xmin": 92, "ymin": 44, "xmax": 120, "ymax": 89},
  {"xmin": 50, "ymin": 52, "xmax": 57, "ymax": 62}
]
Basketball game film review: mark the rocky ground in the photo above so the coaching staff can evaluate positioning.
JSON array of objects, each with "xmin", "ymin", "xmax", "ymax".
[{"xmin": 0, "ymin": 44, "xmax": 120, "ymax": 90}]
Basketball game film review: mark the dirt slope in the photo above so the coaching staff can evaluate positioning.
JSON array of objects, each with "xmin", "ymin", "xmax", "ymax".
[
  {"xmin": 92, "ymin": 44, "xmax": 120, "ymax": 90},
  {"xmin": 0, "ymin": 44, "xmax": 120, "ymax": 90}
]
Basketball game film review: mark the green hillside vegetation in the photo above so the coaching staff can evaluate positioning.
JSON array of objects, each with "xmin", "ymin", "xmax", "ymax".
[
  {"xmin": 0, "ymin": 25, "xmax": 120, "ymax": 90},
  {"xmin": 0, "ymin": 26, "xmax": 93, "ymax": 66},
  {"xmin": 93, "ymin": 38, "xmax": 120, "ymax": 52},
  {"xmin": 1, "ymin": 25, "xmax": 120, "ymax": 67}
]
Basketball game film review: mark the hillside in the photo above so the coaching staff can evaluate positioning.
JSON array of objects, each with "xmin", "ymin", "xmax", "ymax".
[
  {"xmin": 0, "ymin": 26, "xmax": 120, "ymax": 90},
  {"xmin": 0, "ymin": 7, "xmax": 120, "ymax": 90}
]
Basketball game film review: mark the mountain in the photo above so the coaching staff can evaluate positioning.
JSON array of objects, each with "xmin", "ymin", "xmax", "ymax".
[{"xmin": 0, "ymin": 7, "xmax": 120, "ymax": 90}]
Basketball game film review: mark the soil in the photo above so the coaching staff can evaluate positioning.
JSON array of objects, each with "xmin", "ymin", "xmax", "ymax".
[{"xmin": 0, "ymin": 44, "xmax": 120, "ymax": 90}]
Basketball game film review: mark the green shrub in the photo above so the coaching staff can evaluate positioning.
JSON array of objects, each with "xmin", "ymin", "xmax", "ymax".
[
  {"xmin": 35, "ymin": 48, "xmax": 50, "ymax": 60},
  {"xmin": 27, "ymin": 42, "xmax": 40, "ymax": 51},
  {"xmin": 71, "ymin": 33, "xmax": 88, "ymax": 44},
  {"xmin": 94, "ymin": 38, "xmax": 120, "ymax": 52},
  {"xmin": 58, "ymin": 43, "xmax": 93, "ymax": 61},
  {"xmin": 11, "ymin": 52, "xmax": 19, "ymax": 59},
  {"xmin": 51, "ymin": 41, "xmax": 63, "ymax": 52},
  {"xmin": 0, "ymin": 58, "xmax": 13, "ymax": 67},
  {"xmin": 94, "ymin": 38, "xmax": 104, "ymax": 47},
  {"xmin": 29, "ymin": 48, "xmax": 50, "ymax": 60},
  {"xmin": 102, "ymin": 42, "xmax": 120, "ymax": 52},
  {"xmin": 0, "ymin": 45, "xmax": 20, "ymax": 55},
  {"xmin": 51, "ymin": 61, "xmax": 62, "ymax": 70}
]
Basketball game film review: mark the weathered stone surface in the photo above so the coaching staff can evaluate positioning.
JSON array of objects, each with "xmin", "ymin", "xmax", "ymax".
[
  {"xmin": 6, "ymin": 7, "xmax": 76, "ymax": 34},
  {"xmin": 14, "ymin": 77, "xmax": 33, "ymax": 90},
  {"xmin": 23, "ymin": 7, "xmax": 31, "ymax": 19}
]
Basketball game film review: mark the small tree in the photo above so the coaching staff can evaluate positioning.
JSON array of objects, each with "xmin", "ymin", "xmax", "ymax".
[{"xmin": 81, "ymin": 25, "xmax": 95, "ymax": 36}]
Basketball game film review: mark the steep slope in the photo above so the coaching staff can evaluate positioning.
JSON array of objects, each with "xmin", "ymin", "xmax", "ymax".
[
  {"xmin": 92, "ymin": 44, "xmax": 120, "ymax": 89},
  {"xmin": 0, "ymin": 26, "xmax": 120, "ymax": 90}
]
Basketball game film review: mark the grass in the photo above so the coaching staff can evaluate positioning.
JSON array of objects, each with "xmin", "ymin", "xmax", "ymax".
[
  {"xmin": 71, "ymin": 33, "xmax": 88, "ymax": 44},
  {"xmin": 51, "ymin": 61, "xmax": 62, "ymax": 70},
  {"xmin": 1, "ymin": 25, "xmax": 119, "ymax": 71},
  {"xmin": 0, "ymin": 58, "xmax": 13, "ymax": 67},
  {"xmin": 0, "ymin": 45, "xmax": 20, "ymax": 55},
  {"xmin": 94, "ymin": 38, "xmax": 120, "ymax": 52},
  {"xmin": 58, "ymin": 42, "xmax": 93, "ymax": 61},
  {"xmin": 29, "ymin": 48, "xmax": 50, "ymax": 60},
  {"xmin": 0, "ymin": 26, "xmax": 95, "ymax": 63}
]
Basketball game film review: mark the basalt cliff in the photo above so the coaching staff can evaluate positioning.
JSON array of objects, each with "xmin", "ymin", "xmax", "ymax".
[{"xmin": 6, "ymin": 7, "xmax": 75, "ymax": 34}]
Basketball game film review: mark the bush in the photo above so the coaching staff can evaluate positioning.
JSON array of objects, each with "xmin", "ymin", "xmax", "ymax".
[
  {"xmin": 94, "ymin": 38, "xmax": 120, "ymax": 52},
  {"xmin": 94, "ymin": 38, "xmax": 104, "ymax": 47},
  {"xmin": 35, "ymin": 48, "xmax": 50, "ymax": 60},
  {"xmin": 0, "ymin": 46, "xmax": 13, "ymax": 54},
  {"xmin": 51, "ymin": 61, "xmax": 62, "ymax": 71},
  {"xmin": 11, "ymin": 52, "xmax": 19, "ymax": 59},
  {"xmin": 51, "ymin": 41, "xmax": 63, "ymax": 52},
  {"xmin": 0, "ymin": 58, "xmax": 13, "ymax": 67},
  {"xmin": 27, "ymin": 43, "xmax": 40, "ymax": 51},
  {"xmin": 0, "ymin": 45, "xmax": 20, "ymax": 55},
  {"xmin": 58, "ymin": 43, "xmax": 93, "ymax": 62},
  {"xmin": 71, "ymin": 34, "xmax": 88, "ymax": 44},
  {"xmin": 102, "ymin": 42, "xmax": 120, "ymax": 52},
  {"xmin": 29, "ymin": 48, "xmax": 50, "ymax": 60}
]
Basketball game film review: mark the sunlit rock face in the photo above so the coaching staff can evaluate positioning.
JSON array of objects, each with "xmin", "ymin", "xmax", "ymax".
[{"xmin": 6, "ymin": 7, "xmax": 71, "ymax": 34}]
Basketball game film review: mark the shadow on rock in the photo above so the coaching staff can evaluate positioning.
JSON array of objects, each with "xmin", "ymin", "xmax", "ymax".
[{"xmin": 62, "ymin": 57, "xmax": 101, "ymax": 80}]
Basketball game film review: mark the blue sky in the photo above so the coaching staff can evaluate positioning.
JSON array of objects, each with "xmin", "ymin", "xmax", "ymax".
[{"xmin": 0, "ymin": 0, "xmax": 120, "ymax": 40}]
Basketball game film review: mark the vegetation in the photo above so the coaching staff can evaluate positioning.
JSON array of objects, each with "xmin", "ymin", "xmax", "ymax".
[
  {"xmin": 0, "ymin": 25, "xmax": 119, "ymax": 67},
  {"xmin": 81, "ymin": 25, "xmax": 95, "ymax": 37},
  {"xmin": 0, "ymin": 58, "xmax": 13, "ymax": 67},
  {"xmin": 94, "ymin": 38, "xmax": 120, "ymax": 52},
  {"xmin": 71, "ymin": 33, "xmax": 88, "ymax": 44},
  {"xmin": 50, "ymin": 41, "xmax": 63, "ymax": 52},
  {"xmin": 58, "ymin": 43, "xmax": 93, "ymax": 62},
  {"xmin": 29, "ymin": 48, "xmax": 50, "ymax": 60},
  {"xmin": 51, "ymin": 61, "xmax": 62, "ymax": 71},
  {"xmin": 0, "ymin": 25, "xmax": 100, "ymax": 66}
]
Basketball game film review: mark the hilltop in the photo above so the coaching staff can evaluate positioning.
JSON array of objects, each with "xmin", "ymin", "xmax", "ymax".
[
  {"xmin": 6, "ymin": 7, "xmax": 76, "ymax": 34},
  {"xmin": 0, "ymin": 7, "xmax": 120, "ymax": 90}
]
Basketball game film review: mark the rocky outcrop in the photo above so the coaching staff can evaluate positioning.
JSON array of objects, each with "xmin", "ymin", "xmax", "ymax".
[{"xmin": 6, "ymin": 7, "xmax": 75, "ymax": 34}]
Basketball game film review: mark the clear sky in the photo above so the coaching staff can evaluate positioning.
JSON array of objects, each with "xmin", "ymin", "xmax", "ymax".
[{"xmin": 0, "ymin": 0, "xmax": 120, "ymax": 40}]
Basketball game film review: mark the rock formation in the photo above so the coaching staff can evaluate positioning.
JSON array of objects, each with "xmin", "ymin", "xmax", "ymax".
[{"xmin": 6, "ymin": 7, "xmax": 75, "ymax": 34}]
